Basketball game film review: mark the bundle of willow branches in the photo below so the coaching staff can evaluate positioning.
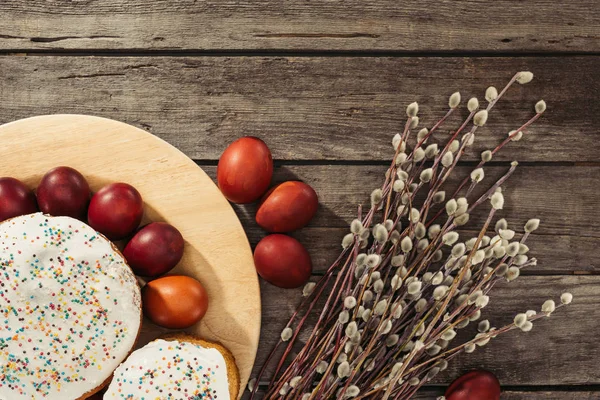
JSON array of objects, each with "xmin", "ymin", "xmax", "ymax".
[{"xmin": 249, "ymin": 72, "xmax": 573, "ymax": 400}]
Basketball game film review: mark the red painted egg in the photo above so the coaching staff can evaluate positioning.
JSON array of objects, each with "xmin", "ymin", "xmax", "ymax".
[
  {"xmin": 123, "ymin": 222, "xmax": 184, "ymax": 277},
  {"xmin": 445, "ymin": 370, "xmax": 501, "ymax": 400},
  {"xmin": 37, "ymin": 166, "xmax": 90, "ymax": 220},
  {"xmin": 88, "ymin": 183, "xmax": 143, "ymax": 240},
  {"xmin": 254, "ymin": 234, "xmax": 312, "ymax": 288},
  {"xmin": 0, "ymin": 177, "xmax": 38, "ymax": 222},
  {"xmin": 217, "ymin": 137, "xmax": 273, "ymax": 204},
  {"xmin": 256, "ymin": 181, "xmax": 318, "ymax": 233}
]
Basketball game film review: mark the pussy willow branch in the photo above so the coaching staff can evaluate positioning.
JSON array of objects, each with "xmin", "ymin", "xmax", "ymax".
[{"xmin": 251, "ymin": 71, "xmax": 572, "ymax": 400}]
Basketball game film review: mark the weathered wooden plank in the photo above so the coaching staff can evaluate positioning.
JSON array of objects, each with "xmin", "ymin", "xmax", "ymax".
[
  {"xmin": 242, "ymin": 387, "xmax": 600, "ymax": 400},
  {"xmin": 410, "ymin": 389, "xmax": 600, "ymax": 399},
  {"xmin": 252, "ymin": 276, "xmax": 600, "ymax": 386},
  {"xmin": 0, "ymin": 1, "xmax": 598, "ymax": 51},
  {"xmin": 244, "ymin": 227, "xmax": 599, "ymax": 275},
  {"xmin": 1, "ymin": 56, "xmax": 599, "ymax": 162},
  {"xmin": 203, "ymin": 165, "xmax": 600, "ymax": 252}
]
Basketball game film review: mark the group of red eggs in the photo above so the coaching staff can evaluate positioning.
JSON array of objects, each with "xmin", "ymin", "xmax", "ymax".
[
  {"xmin": 217, "ymin": 136, "xmax": 317, "ymax": 289},
  {"xmin": 0, "ymin": 168, "xmax": 208, "ymax": 330}
]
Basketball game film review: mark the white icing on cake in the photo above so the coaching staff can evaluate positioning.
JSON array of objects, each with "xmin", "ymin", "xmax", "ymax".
[
  {"xmin": 0, "ymin": 213, "xmax": 141, "ymax": 399},
  {"xmin": 105, "ymin": 339, "xmax": 231, "ymax": 400}
]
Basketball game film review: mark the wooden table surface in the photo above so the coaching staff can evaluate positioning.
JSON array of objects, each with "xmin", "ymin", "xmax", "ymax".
[{"xmin": 1, "ymin": 2, "xmax": 599, "ymax": 399}]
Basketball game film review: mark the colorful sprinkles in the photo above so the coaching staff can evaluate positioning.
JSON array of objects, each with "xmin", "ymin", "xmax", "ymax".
[
  {"xmin": 0, "ymin": 213, "xmax": 141, "ymax": 399},
  {"xmin": 105, "ymin": 339, "xmax": 231, "ymax": 400}
]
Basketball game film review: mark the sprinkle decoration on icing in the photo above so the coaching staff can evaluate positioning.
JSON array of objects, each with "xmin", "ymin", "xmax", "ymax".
[
  {"xmin": 105, "ymin": 339, "xmax": 231, "ymax": 400},
  {"xmin": 0, "ymin": 213, "xmax": 141, "ymax": 399}
]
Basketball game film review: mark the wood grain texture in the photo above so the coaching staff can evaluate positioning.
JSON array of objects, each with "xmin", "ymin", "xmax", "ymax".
[
  {"xmin": 242, "ymin": 387, "xmax": 600, "ymax": 399},
  {"xmin": 0, "ymin": 115, "xmax": 260, "ymax": 399},
  {"xmin": 199, "ymin": 164, "xmax": 600, "ymax": 274},
  {"xmin": 253, "ymin": 276, "xmax": 599, "ymax": 386},
  {"xmin": 0, "ymin": 1, "xmax": 598, "ymax": 51},
  {"xmin": 1, "ymin": 56, "xmax": 599, "ymax": 162}
]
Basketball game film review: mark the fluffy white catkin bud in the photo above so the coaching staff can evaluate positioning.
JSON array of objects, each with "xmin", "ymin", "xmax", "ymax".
[
  {"xmin": 346, "ymin": 385, "xmax": 360, "ymax": 397},
  {"xmin": 342, "ymin": 233, "xmax": 355, "ymax": 249},
  {"xmin": 401, "ymin": 237, "xmax": 413, "ymax": 252},
  {"xmin": 474, "ymin": 110, "xmax": 488, "ymax": 126},
  {"xmin": 509, "ymin": 130, "xmax": 523, "ymax": 141},
  {"xmin": 520, "ymin": 321, "xmax": 533, "ymax": 332},
  {"xmin": 406, "ymin": 102, "xmax": 419, "ymax": 117},
  {"xmin": 370, "ymin": 188, "xmax": 383, "ymax": 207},
  {"xmin": 449, "ymin": 91, "xmax": 461, "ymax": 108},
  {"xmin": 337, "ymin": 361, "xmax": 350, "ymax": 379},
  {"xmin": 415, "ymin": 298, "xmax": 428, "ymax": 313},
  {"xmin": 525, "ymin": 218, "xmax": 541, "ymax": 233},
  {"xmin": 433, "ymin": 191, "xmax": 446, "ymax": 204},
  {"xmin": 499, "ymin": 229, "xmax": 515, "ymax": 240},
  {"xmin": 454, "ymin": 213, "xmax": 470, "ymax": 226},
  {"xmin": 535, "ymin": 100, "xmax": 547, "ymax": 114},
  {"xmin": 470, "ymin": 168, "xmax": 485, "ymax": 183},
  {"xmin": 517, "ymin": 71, "xmax": 534, "ymax": 84},
  {"xmin": 350, "ymin": 219, "xmax": 363, "ymax": 234},
  {"xmin": 344, "ymin": 296, "xmax": 357, "ymax": 309},
  {"xmin": 303, "ymin": 282, "xmax": 316, "ymax": 297},
  {"xmin": 417, "ymin": 128, "xmax": 429, "ymax": 143},
  {"xmin": 478, "ymin": 320, "xmax": 490, "ymax": 333},
  {"xmin": 420, "ymin": 168, "xmax": 433, "ymax": 183},
  {"xmin": 392, "ymin": 133, "xmax": 402, "ymax": 150},
  {"xmin": 414, "ymin": 147, "xmax": 425, "ymax": 162},
  {"xmin": 373, "ymin": 224, "xmax": 388, "ymax": 243},
  {"xmin": 407, "ymin": 281, "xmax": 422, "ymax": 295},
  {"xmin": 561, "ymin": 292, "xmax": 573, "ymax": 305},
  {"xmin": 279, "ymin": 383, "xmax": 290, "ymax": 395},
  {"xmin": 290, "ymin": 376, "xmax": 302, "ymax": 388},
  {"xmin": 386, "ymin": 334, "xmax": 399, "ymax": 347},
  {"xmin": 446, "ymin": 199, "xmax": 458, "ymax": 216},
  {"xmin": 393, "ymin": 179, "xmax": 405, "ymax": 192},
  {"xmin": 338, "ymin": 310, "xmax": 350, "ymax": 324},
  {"xmin": 425, "ymin": 144, "xmax": 438, "ymax": 159},
  {"xmin": 443, "ymin": 232, "xmax": 459, "ymax": 246},
  {"xmin": 542, "ymin": 299, "xmax": 556, "ymax": 314},
  {"xmin": 514, "ymin": 313, "xmax": 528, "ymax": 327},
  {"xmin": 485, "ymin": 86, "xmax": 498, "ymax": 103},
  {"xmin": 443, "ymin": 143, "xmax": 456, "ymax": 157},
  {"xmin": 481, "ymin": 150, "xmax": 493, "ymax": 162},
  {"xmin": 467, "ymin": 97, "xmax": 479, "ymax": 112},
  {"xmin": 316, "ymin": 361, "xmax": 329, "ymax": 374},
  {"xmin": 441, "ymin": 151, "xmax": 454, "ymax": 168},
  {"xmin": 410, "ymin": 116, "xmax": 420, "ymax": 129},
  {"xmin": 410, "ymin": 208, "xmax": 421, "ymax": 223},
  {"xmin": 345, "ymin": 321, "xmax": 358, "ymax": 338},
  {"xmin": 281, "ymin": 327, "xmax": 293, "ymax": 342},
  {"xmin": 491, "ymin": 192, "xmax": 504, "ymax": 209}
]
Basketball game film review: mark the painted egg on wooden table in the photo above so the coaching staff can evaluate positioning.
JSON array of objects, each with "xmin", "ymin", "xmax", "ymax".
[
  {"xmin": 254, "ymin": 234, "xmax": 312, "ymax": 288},
  {"xmin": 445, "ymin": 370, "xmax": 501, "ymax": 400},
  {"xmin": 217, "ymin": 136, "xmax": 273, "ymax": 204},
  {"xmin": 256, "ymin": 181, "xmax": 318, "ymax": 232}
]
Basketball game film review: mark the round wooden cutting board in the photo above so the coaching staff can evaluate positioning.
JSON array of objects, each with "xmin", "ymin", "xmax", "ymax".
[{"xmin": 0, "ymin": 115, "xmax": 260, "ymax": 399}]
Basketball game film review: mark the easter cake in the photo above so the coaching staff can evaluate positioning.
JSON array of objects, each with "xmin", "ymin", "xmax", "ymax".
[
  {"xmin": 0, "ymin": 212, "xmax": 142, "ymax": 399},
  {"xmin": 105, "ymin": 333, "xmax": 240, "ymax": 399}
]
